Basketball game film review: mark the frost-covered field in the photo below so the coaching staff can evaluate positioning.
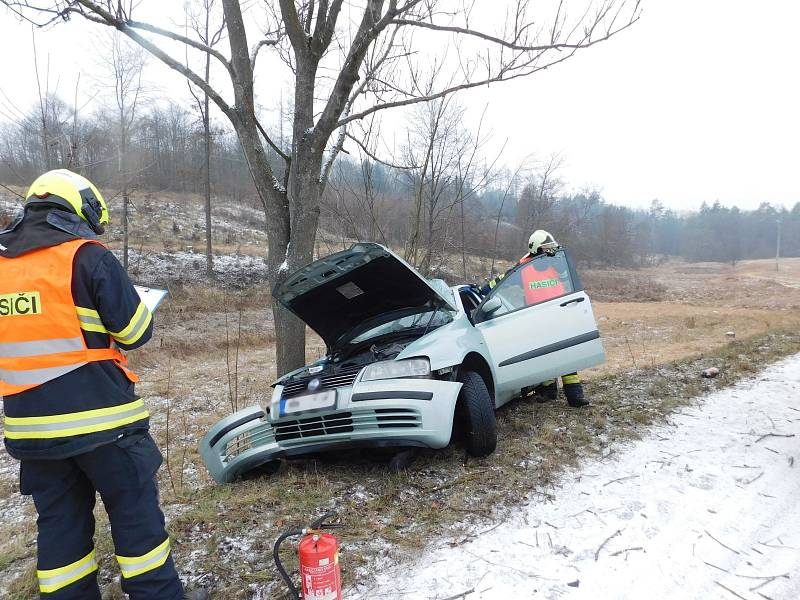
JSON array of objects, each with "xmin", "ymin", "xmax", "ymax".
[
  {"xmin": 354, "ymin": 355, "xmax": 800, "ymax": 600},
  {"xmin": 121, "ymin": 248, "xmax": 270, "ymax": 288}
]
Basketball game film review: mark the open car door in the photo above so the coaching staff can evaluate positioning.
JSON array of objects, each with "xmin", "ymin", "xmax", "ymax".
[{"xmin": 473, "ymin": 249, "xmax": 604, "ymax": 403}]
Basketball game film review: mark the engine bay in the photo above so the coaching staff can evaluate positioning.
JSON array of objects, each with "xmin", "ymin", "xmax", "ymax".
[
  {"xmin": 337, "ymin": 339, "xmax": 414, "ymax": 369},
  {"xmin": 280, "ymin": 336, "xmax": 419, "ymax": 385}
]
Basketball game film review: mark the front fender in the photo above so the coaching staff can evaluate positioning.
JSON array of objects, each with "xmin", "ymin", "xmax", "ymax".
[
  {"xmin": 398, "ymin": 316, "xmax": 494, "ymax": 375},
  {"xmin": 199, "ymin": 406, "xmax": 271, "ymax": 483}
]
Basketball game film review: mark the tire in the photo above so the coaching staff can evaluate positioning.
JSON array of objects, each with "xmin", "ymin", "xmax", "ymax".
[{"xmin": 455, "ymin": 371, "xmax": 497, "ymax": 457}]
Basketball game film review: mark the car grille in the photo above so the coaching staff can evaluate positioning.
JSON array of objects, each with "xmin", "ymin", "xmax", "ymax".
[
  {"xmin": 222, "ymin": 409, "xmax": 424, "ymax": 459},
  {"xmin": 271, "ymin": 408, "xmax": 422, "ymax": 443},
  {"xmin": 275, "ymin": 412, "xmax": 354, "ymax": 442},
  {"xmin": 225, "ymin": 432, "xmax": 252, "ymax": 460},
  {"xmin": 376, "ymin": 408, "xmax": 418, "ymax": 428},
  {"xmin": 280, "ymin": 366, "xmax": 362, "ymax": 399}
]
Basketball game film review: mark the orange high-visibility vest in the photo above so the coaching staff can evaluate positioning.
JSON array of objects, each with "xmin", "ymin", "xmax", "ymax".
[
  {"xmin": 0, "ymin": 239, "xmax": 138, "ymax": 396},
  {"xmin": 520, "ymin": 263, "xmax": 565, "ymax": 305}
]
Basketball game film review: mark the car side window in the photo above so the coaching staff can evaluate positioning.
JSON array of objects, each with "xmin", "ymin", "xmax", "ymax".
[
  {"xmin": 475, "ymin": 250, "xmax": 579, "ymax": 322},
  {"xmin": 459, "ymin": 290, "xmax": 481, "ymax": 312},
  {"xmin": 459, "ymin": 289, "xmax": 482, "ymax": 324}
]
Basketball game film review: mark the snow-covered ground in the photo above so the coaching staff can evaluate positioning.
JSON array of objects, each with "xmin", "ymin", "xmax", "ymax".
[{"xmin": 352, "ymin": 355, "xmax": 800, "ymax": 600}]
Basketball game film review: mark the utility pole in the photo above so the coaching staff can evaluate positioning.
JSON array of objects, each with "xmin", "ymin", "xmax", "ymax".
[{"xmin": 776, "ymin": 218, "xmax": 782, "ymax": 272}]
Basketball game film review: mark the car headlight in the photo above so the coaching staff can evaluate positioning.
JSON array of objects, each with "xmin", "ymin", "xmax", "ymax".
[{"xmin": 361, "ymin": 358, "xmax": 431, "ymax": 382}]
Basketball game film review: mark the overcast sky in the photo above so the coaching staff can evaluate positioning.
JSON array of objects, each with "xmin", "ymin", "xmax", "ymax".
[{"xmin": 0, "ymin": 0, "xmax": 798, "ymax": 212}]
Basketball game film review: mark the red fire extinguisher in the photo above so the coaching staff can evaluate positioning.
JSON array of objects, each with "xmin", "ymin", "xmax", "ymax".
[{"xmin": 274, "ymin": 511, "xmax": 343, "ymax": 599}]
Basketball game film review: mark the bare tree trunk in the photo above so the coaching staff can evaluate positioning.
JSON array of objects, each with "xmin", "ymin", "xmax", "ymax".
[
  {"xmin": 203, "ymin": 113, "xmax": 212, "ymax": 276},
  {"xmin": 120, "ymin": 119, "xmax": 129, "ymax": 269},
  {"xmin": 203, "ymin": 53, "xmax": 213, "ymax": 277},
  {"xmin": 68, "ymin": 74, "xmax": 80, "ymax": 169},
  {"xmin": 188, "ymin": 0, "xmax": 219, "ymax": 277},
  {"xmin": 460, "ymin": 183, "xmax": 467, "ymax": 280},
  {"xmin": 32, "ymin": 30, "xmax": 52, "ymax": 171}
]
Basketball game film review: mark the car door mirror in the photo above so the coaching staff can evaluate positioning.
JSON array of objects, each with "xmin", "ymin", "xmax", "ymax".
[{"xmin": 482, "ymin": 297, "xmax": 502, "ymax": 315}]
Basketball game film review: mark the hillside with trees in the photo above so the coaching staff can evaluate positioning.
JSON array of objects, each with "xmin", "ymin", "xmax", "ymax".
[{"xmin": 1, "ymin": 93, "xmax": 796, "ymax": 276}]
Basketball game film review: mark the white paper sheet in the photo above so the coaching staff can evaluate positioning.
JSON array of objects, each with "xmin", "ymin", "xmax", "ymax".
[{"xmin": 134, "ymin": 285, "xmax": 168, "ymax": 312}]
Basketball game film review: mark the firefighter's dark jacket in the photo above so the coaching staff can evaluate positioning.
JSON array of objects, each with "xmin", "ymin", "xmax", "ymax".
[{"xmin": 0, "ymin": 205, "xmax": 153, "ymax": 460}]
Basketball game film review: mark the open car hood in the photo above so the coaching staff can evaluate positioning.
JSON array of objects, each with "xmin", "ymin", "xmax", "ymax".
[{"xmin": 274, "ymin": 243, "xmax": 457, "ymax": 349}]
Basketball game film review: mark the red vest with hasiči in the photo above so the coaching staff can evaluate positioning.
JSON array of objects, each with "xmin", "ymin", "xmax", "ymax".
[
  {"xmin": 520, "ymin": 263, "xmax": 565, "ymax": 305},
  {"xmin": 0, "ymin": 238, "xmax": 137, "ymax": 396}
]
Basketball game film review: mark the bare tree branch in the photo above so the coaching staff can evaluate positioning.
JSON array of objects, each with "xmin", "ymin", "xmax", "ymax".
[
  {"xmin": 65, "ymin": 0, "xmax": 234, "ymax": 118},
  {"xmin": 390, "ymin": 0, "xmax": 641, "ymax": 52},
  {"xmin": 125, "ymin": 19, "xmax": 233, "ymax": 75},
  {"xmin": 346, "ymin": 131, "xmax": 415, "ymax": 170},
  {"xmin": 255, "ymin": 117, "xmax": 290, "ymax": 163},
  {"xmin": 250, "ymin": 36, "xmax": 281, "ymax": 66},
  {"xmin": 338, "ymin": 44, "xmax": 580, "ymax": 128}
]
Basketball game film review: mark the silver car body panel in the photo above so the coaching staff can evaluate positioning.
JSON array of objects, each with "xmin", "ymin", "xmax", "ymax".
[
  {"xmin": 200, "ymin": 378, "xmax": 462, "ymax": 483},
  {"xmin": 476, "ymin": 289, "xmax": 603, "ymax": 404}
]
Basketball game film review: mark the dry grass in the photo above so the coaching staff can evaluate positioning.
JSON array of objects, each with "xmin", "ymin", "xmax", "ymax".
[
  {"xmin": 583, "ymin": 271, "xmax": 667, "ymax": 302},
  {"xmin": 588, "ymin": 301, "xmax": 800, "ymax": 377}
]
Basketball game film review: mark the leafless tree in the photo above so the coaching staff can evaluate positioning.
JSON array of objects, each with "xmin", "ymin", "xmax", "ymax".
[
  {"xmin": 515, "ymin": 152, "xmax": 565, "ymax": 244},
  {"xmin": 323, "ymin": 115, "xmax": 395, "ymax": 247},
  {"xmin": 186, "ymin": 0, "xmax": 226, "ymax": 277},
  {"xmin": 489, "ymin": 160, "xmax": 529, "ymax": 273},
  {"xmin": 97, "ymin": 33, "xmax": 147, "ymax": 269},
  {"xmin": 31, "ymin": 27, "xmax": 56, "ymax": 171},
  {"xmin": 3, "ymin": 0, "xmax": 642, "ymax": 374},
  {"xmin": 454, "ymin": 107, "xmax": 502, "ymax": 280},
  {"xmin": 402, "ymin": 96, "xmax": 468, "ymax": 273}
]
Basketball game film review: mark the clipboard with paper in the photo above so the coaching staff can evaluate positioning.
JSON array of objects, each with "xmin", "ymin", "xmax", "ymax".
[{"xmin": 134, "ymin": 286, "xmax": 168, "ymax": 312}]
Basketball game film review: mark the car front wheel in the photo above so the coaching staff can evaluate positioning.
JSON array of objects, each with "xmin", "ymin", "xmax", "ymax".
[{"xmin": 456, "ymin": 371, "xmax": 497, "ymax": 457}]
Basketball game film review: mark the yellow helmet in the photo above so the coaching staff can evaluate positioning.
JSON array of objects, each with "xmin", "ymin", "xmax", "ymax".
[
  {"xmin": 26, "ymin": 169, "xmax": 109, "ymax": 234},
  {"xmin": 528, "ymin": 229, "xmax": 559, "ymax": 254}
]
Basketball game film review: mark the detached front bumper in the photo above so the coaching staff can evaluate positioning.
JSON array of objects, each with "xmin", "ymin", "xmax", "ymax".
[{"xmin": 199, "ymin": 378, "xmax": 462, "ymax": 483}]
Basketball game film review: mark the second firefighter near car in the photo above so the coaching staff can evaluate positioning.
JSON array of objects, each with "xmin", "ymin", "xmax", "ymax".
[
  {"xmin": 201, "ymin": 242, "xmax": 605, "ymax": 483},
  {"xmin": 484, "ymin": 229, "xmax": 591, "ymax": 408}
]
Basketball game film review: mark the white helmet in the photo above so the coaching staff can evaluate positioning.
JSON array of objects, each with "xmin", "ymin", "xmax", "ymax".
[{"xmin": 528, "ymin": 229, "xmax": 559, "ymax": 255}]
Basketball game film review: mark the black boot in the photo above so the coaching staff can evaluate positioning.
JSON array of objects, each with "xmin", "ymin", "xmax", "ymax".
[
  {"xmin": 533, "ymin": 380, "xmax": 558, "ymax": 403},
  {"xmin": 184, "ymin": 590, "xmax": 210, "ymax": 600},
  {"xmin": 563, "ymin": 382, "xmax": 590, "ymax": 408}
]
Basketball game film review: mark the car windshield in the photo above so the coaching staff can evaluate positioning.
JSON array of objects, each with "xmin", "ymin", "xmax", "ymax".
[{"xmin": 349, "ymin": 310, "xmax": 452, "ymax": 344}]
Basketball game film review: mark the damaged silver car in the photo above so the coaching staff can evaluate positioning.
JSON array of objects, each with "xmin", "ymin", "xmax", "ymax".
[{"xmin": 200, "ymin": 243, "xmax": 604, "ymax": 483}]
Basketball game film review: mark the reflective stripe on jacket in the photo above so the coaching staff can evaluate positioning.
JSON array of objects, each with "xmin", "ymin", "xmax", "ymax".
[{"xmin": 0, "ymin": 239, "xmax": 142, "ymax": 405}]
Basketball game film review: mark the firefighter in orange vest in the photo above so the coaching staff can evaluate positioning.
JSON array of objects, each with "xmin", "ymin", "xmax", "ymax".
[
  {"xmin": 481, "ymin": 230, "xmax": 589, "ymax": 407},
  {"xmin": 0, "ymin": 170, "xmax": 207, "ymax": 600}
]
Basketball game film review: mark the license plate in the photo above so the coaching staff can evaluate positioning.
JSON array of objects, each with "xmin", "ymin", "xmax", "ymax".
[{"xmin": 280, "ymin": 389, "xmax": 336, "ymax": 416}]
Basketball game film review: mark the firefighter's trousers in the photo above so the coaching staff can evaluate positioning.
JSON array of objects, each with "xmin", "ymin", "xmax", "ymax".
[
  {"xmin": 20, "ymin": 432, "xmax": 184, "ymax": 600},
  {"xmin": 542, "ymin": 372, "xmax": 582, "ymax": 389}
]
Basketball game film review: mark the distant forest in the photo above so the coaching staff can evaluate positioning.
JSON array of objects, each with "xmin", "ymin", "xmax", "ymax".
[{"xmin": 1, "ymin": 96, "xmax": 796, "ymax": 275}]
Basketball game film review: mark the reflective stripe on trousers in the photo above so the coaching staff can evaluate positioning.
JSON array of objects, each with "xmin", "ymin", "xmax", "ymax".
[
  {"xmin": 3, "ymin": 399, "xmax": 150, "ymax": 439},
  {"xmin": 116, "ymin": 538, "xmax": 171, "ymax": 579},
  {"xmin": 37, "ymin": 548, "xmax": 98, "ymax": 594}
]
